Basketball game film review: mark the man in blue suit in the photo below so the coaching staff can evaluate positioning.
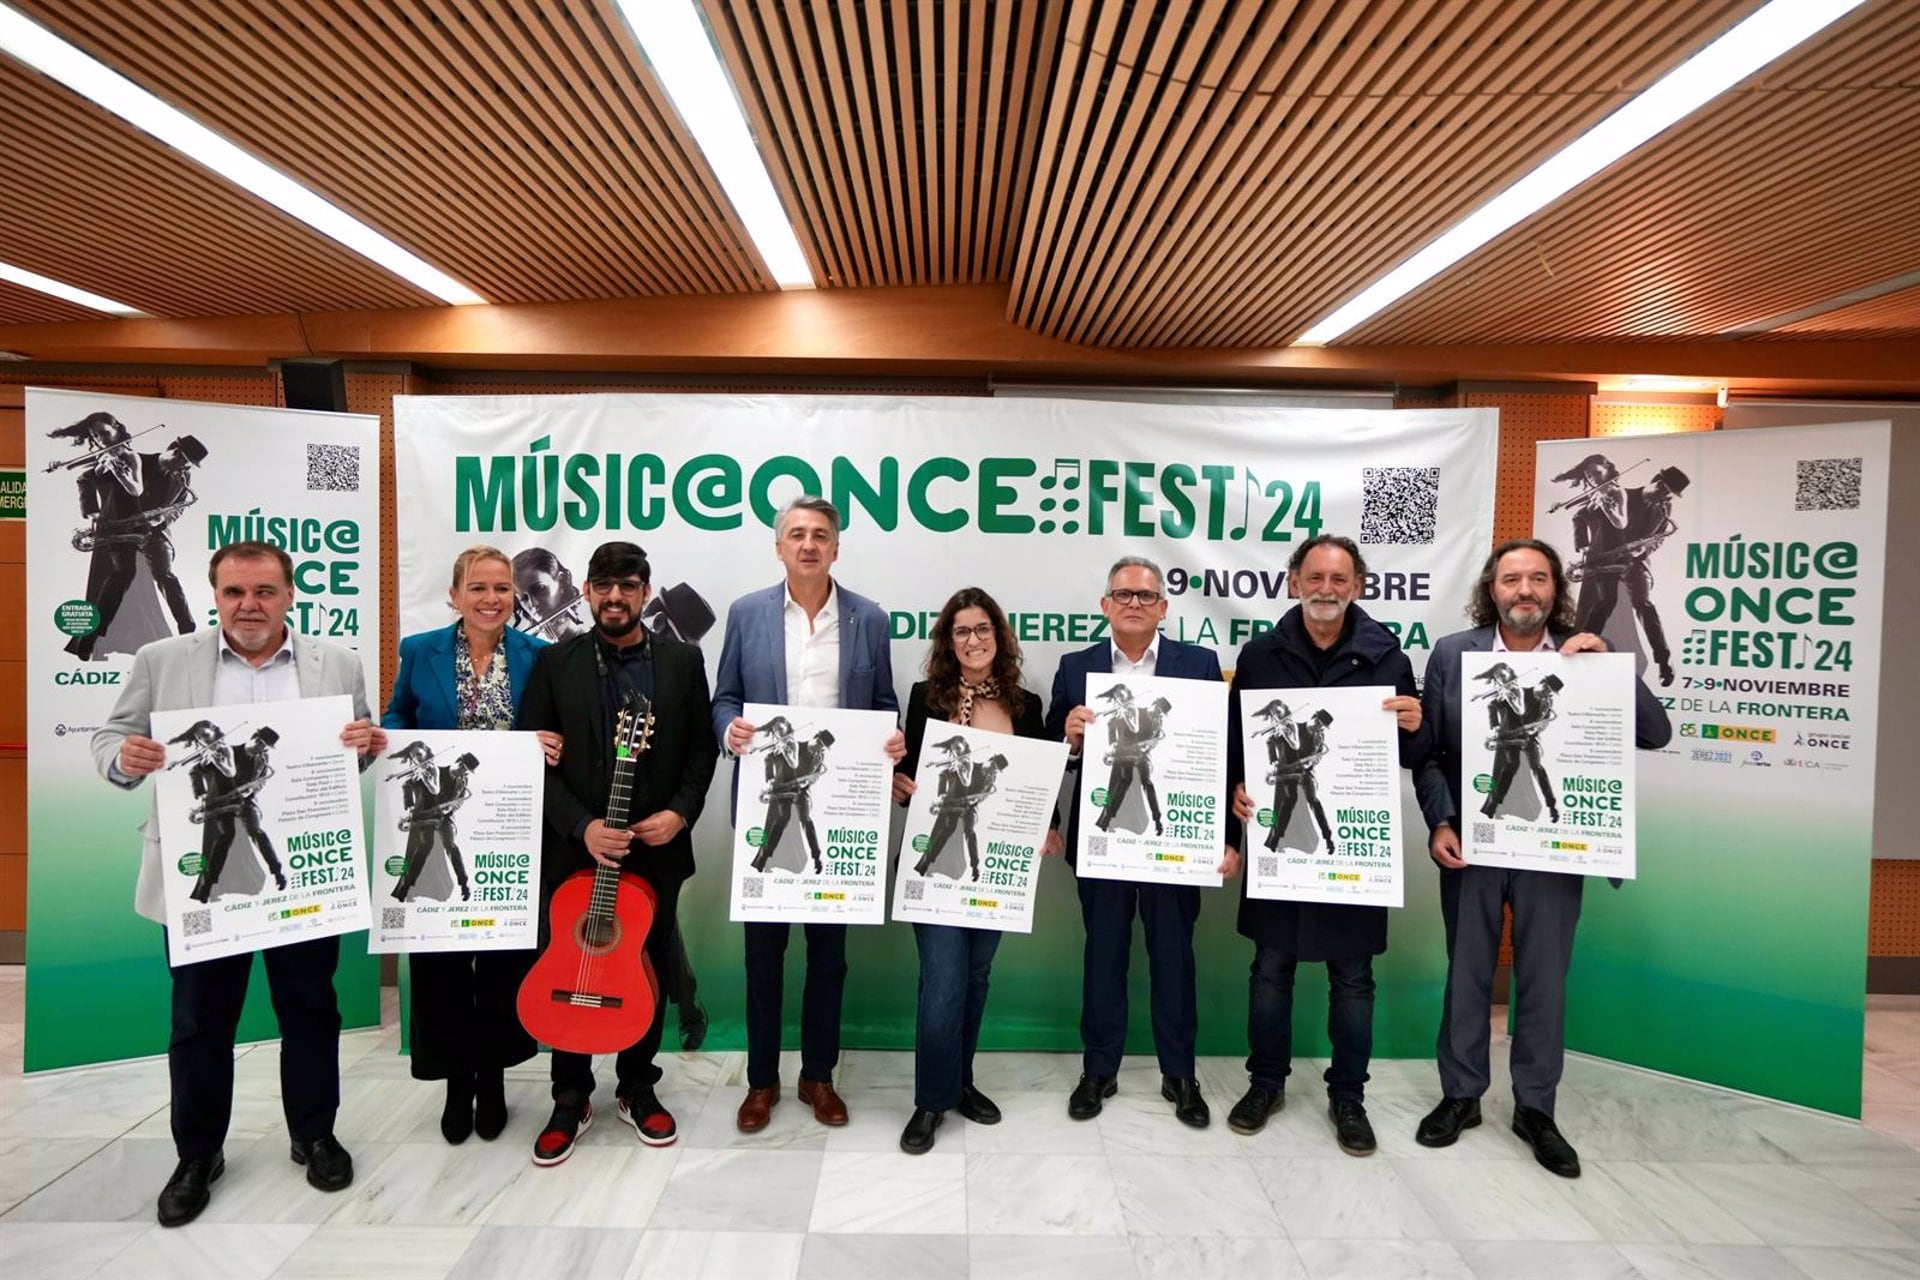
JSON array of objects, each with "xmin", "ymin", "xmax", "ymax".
[
  {"xmin": 1047, "ymin": 555, "xmax": 1223, "ymax": 1128},
  {"xmin": 712, "ymin": 496, "xmax": 905, "ymax": 1133},
  {"xmin": 1413, "ymin": 538, "xmax": 1670, "ymax": 1179}
]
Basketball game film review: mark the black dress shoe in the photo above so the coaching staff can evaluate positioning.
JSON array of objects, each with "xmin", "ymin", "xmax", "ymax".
[
  {"xmin": 157, "ymin": 1150, "xmax": 223, "ymax": 1227},
  {"xmin": 442, "ymin": 1073, "xmax": 475, "ymax": 1145},
  {"xmin": 1067, "ymin": 1073, "xmax": 1117, "ymax": 1120},
  {"xmin": 957, "ymin": 1085, "xmax": 1001, "ymax": 1125},
  {"xmin": 1161, "ymin": 1076, "xmax": 1210, "ymax": 1129},
  {"xmin": 473, "ymin": 1069, "xmax": 509, "ymax": 1141},
  {"xmin": 290, "ymin": 1134, "xmax": 354, "ymax": 1191},
  {"xmin": 1227, "ymin": 1082, "xmax": 1284, "ymax": 1135},
  {"xmin": 1415, "ymin": 1096, "xmax": 1482, "ymax": 1148},
  {"xmin": 679, "ymin": 1002, "xmax": 710, "ymax": 1053},
  {"xmin": 1329, "ymin": 1098, "xmax": 1376, "ymax": 1156},
  {"xmin": 899, "ymin": 1108, "xmax": 943, "ymax": 1154},
  {"xmin": 1512, "ymin": 1106, "xmax": 1581, "ymax": 1178}
]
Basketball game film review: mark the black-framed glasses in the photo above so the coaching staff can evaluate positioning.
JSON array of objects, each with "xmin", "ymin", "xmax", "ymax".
[
  {"xmin": 1107, "ymin": 589, "xmax": 1163, "ymax": 606},
  {"xmin": 951, "ymin": 622, "xmax": 996, "ymax": 642},
  {"xmin": 589, "ymin": 578, "xmax": 647, "ymax": 597}
]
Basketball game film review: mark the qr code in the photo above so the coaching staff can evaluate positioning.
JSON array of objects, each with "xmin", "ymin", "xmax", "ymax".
[
  {"xmin": 1360, "ymin": 466, "xmax": 1439, "ymax": 544},
  {"xmin": 1084, "ymin": 834, "xmax": 1108, "ymax": 861},
  {"xmin": 740, "ymin": 877, "xmax": 764, "ymax": 899},
  {"xmin": 1473, "ymin": 822, "xmax": 1496, "ymax": 845},
  {"xmin": 1257, "ymin": 856, "xmax": 1279, "ymax": 879},
  {"xmin": 306, "ymin": 442, "xmax": 361, "ymax": 492},
  {"xmin": 903, "ymin": 879, "xmax": 926, "ymax": 901},
  {"xmin": 381, "ymin": 907, "xmax": 405, "ymax": 931},
  {"xmin": 182, "ymin": 908, "xmax": 213, "ymax": 937},
  {"xmin": 1794, "ymin": 457, "xmax": 1861, "ymax": 511}
]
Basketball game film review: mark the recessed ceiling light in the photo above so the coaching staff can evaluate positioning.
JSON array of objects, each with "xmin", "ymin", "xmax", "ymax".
[
  {"xmin": 616, "ymin": 0, "xmax": 815, "ymax": 289},
  {"xmin": 1293, "ymin": 0, "xmax": 1867, "ymax": 346},
  {"xmin": 0, "ymin": 259, "xmax": 141, "ymax": 316},
  {"xmin": 0, "ymin": 3, "xmax": 486, "ymax": 306}
]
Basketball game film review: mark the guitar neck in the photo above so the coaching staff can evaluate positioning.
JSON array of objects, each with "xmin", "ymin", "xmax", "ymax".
[{"xmin": 590, "ymin": 749, "xmax": 640, "ymax": 909}]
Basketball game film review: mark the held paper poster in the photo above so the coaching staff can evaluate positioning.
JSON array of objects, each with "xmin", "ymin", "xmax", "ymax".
[
  {"xmin": 728, "ymin": 704, "xmax": 897, "ymax": 925},
  {"xmin": 1459, "ymin": 651, "xmax": 1637, "ymax": 878},
  {"xmin": 1074, "ymin": 671, "xmax": 1227, "ymax": 885},
  {"xmin": 150, "ymin": 695, "xmax": 369, "ymax": 965},
  {"xmin": 369, "ymin": 729, "xmax": 544, "ymax": 953},
  {"xmin": 891, "ymin": 721, "xmax": 1070, "ymax": 933},
  {"xmin": 1239, "ymin": 686, "xmax": 1404, "ymax": 907}
]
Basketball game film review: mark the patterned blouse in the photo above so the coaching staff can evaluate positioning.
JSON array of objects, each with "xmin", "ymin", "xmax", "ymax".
[{"xmin": 454, "ymin": 624, "xmax": 515, "ymax": 731}]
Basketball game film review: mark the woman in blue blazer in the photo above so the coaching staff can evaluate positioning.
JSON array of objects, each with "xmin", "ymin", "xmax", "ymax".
[{"xmin": 384, "ymin": 546, "xmax": 561, "ymax": 1145}]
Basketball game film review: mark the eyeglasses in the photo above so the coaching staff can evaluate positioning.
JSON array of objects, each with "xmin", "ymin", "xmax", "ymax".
[
  {"xmin": 1106, "ymin": 589, "xmax": 1163, "ymax": 606},
  {"xmin": 951, "ymin": 622, "xmax": 996, "ymax": 642},
  {"xmin": 588, "ymin": 578, "xmax": 647, "ymax": 597}
]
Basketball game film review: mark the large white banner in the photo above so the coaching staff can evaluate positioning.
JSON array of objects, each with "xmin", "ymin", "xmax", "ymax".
[{"xmin": 25, "ymin": 389, "xmax": 383, "ymax": 1069}]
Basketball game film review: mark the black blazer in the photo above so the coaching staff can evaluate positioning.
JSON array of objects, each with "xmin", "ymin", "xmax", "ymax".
[
  {"xmin": 515, "ymin": 631, "xmax": 719, "ymax": 887},
  {"xmin": 898, "ymin": 679, "xmax": 1046, "ymax": 777}
]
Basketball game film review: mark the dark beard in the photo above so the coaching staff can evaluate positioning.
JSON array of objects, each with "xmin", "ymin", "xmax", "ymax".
[{"xmin": 594, "ymin": 608, "xmax": 641, "ymax": 639}]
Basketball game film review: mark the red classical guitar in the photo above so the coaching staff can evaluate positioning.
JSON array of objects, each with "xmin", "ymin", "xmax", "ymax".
[{"xmin": 517, "ymin": 696, "xmax": 662, "ymax": 1054}]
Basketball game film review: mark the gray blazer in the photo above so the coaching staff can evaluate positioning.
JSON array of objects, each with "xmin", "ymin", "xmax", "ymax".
[
  {"xmin": 709, "ymin": 580, "xmax": 900, "ymax": 742},
  {"xmin": 92, "ymin": 629, "xmax": 373, "ymax": 923}
]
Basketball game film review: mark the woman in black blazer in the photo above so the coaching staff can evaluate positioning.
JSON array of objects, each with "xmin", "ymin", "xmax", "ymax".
[
  {"xmin": 891, "ymin": 587, "xmax": 1061, "ymax": 1155},
  {"xmin": 383, "ymin": 546, "xmax": 562, "ymax": 1145}
]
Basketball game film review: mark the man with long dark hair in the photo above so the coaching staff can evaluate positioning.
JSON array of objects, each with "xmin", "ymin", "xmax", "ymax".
[{"xmin": 1412, "ymin": 539, "xmax": 1669, "ymax": 1179}]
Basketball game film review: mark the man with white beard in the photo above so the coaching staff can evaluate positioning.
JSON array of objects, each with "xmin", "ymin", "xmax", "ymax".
[{"xmin": 1222, "ymin": 535, "xmax": 1429, "ymax": 1154}]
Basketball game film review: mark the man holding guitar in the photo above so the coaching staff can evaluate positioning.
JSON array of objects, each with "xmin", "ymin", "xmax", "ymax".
[{"xmin": 515, "ymin": 542, "xmax": 718, "ymax": 1164}]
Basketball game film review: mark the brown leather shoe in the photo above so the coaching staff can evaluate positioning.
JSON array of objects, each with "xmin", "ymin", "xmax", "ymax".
[
  {"xmin": 736, "ymin": 1084, "xmax": 780, "ymax": 1133},
  {"xmin": 797, "ymin": 1077, "xmax": 850, "ymax": 1126}
]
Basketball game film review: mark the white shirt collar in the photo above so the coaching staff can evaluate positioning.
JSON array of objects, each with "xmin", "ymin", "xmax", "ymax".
[
  {"xmin": 784, "ymin": 580, "xmax": 839, "ymax": 623},
  {"xmin": 1111, "ymin": 632, "xmax": 1161, "ymax": 671},
  {"xmin": 1491, "ymin": 629, "xmax": 1554, "ymax": 654},
  {"xmin": 217, "ymin": 626, "xmax": 296, "ymax": 667}
]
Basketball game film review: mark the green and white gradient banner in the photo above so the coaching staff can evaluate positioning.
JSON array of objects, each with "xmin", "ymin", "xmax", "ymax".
[
  {"xmin": 25, "ymin": 389, "xmax": 383, "ymax": 1071},
  {"xmin": 1536, "ymin": 422, "xmax": 1888, "ymax": 1115},
  {"xmin": 396, "ymin": 394, "xmax": 1498, "ymax": 1059}
]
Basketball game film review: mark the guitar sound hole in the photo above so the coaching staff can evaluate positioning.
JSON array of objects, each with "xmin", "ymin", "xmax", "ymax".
[{"xmin": 574, "ymin": 914, "xmax": 622, "ymax": 955}]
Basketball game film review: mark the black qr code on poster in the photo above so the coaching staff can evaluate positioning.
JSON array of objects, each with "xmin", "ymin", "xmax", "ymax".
[
  {"xmin": 307, "ymin": 443, "xmax": 361, "ymax": 492},
  {"xmin": 1360, "ymin": 467, "xmax": 1440, "ymax": 544},
  {"xmin": 1257, "ymin": 856, "xmax": 1279, "ymax": 879},
  {"xmin": 381, "ymin": 908, "xmax": 405, "ymax": 931},
  {"xmin": 903, "ymin": 879, "xmax": 926, "ymax": 901},
  {"xmin": 182, "ymin": 908, "xmax": 213, "ymax": 937},
  {"xmin": 1794, "ymin": 457, "xmax": 1861, "ymax": 511},
  {"xmin": 1473, "ymin": 821, "xmax": 1496, "ymax": 846},
  {"xmin": 1084, "ymin": 834, "xmax": 1108, "ymax": 861},
  {"xmin": 740, "ymin": 877, "xmax": 764, "ymax": 899}
]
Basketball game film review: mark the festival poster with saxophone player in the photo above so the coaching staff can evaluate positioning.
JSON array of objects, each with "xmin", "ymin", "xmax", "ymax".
[
  {"xmin": 369, "ymin": 730, "xmax": 544, "ymax": 953},
  {"xmin": 891, "ymin": 722, "xmax": 1070, "ymax": 933},
  {"xmin": 1458, "ymin": 652, "xmax": 1638, "ymax": 879},
  {"xmin": 149, "ymin": 696, "xmax": 370, "ymax": 966},
  {"xmin": 1240, "ymin": 686, "xmax": 1405, "ymax": 907},
  {"xmin": 1075, "ymin": 672, "xmax": 1229, "ymax": 885},
  {"xmin": 728, "ymin": 704, "xmax": 897, "ymax": 925}
]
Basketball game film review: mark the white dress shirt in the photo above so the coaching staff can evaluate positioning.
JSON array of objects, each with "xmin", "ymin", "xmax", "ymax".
[
  {"xmin": 784, "ymin": 582, "xmax": 842, "ymax": 708},
  {"xmin": 213, "ymin": 627, "xmax": 301, "ymax": 705},
  {"xmin": 1110, "ymin": 632, "xmax": 1162, "ymax": 676},
  {"xmin": 1492, "ymin": 629, "xmax": 1556, "ymax": 654}
]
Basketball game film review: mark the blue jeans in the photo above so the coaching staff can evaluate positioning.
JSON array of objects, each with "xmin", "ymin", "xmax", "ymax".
[
  {"xmin": 913, "ymin": 922, "xmax": 1001, "ymax": 1111},
  {"xmin": 1245, "ymin": 943, "xmax": 1375, "ymax": 1102}
]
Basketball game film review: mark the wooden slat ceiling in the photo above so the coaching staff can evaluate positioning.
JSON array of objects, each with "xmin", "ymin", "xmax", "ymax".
[
  {"xmin": 1776, "ymin": 283, "xmax": 1920, "ymax": 340},
  {"xmin": 0, "ymin": 0, "xmax": 1912, "ymax": 352},
  {"xmin": 1347, "ymin": 0, "xmax": 1919, "ymax": 345},
  {"xmin": 0, "ymin": 277, "xmax": 97, "ymax": 328},
  {"xmin": 12, "ymin": 0, "xmax": 773, "ymax": 304}
]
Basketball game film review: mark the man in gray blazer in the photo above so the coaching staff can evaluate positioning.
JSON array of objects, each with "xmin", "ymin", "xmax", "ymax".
[
  {"xmin": 711, "ymin": 496, "xmax": 904, "ymax": 1132},
  {"xmin": 93, "ymin": 541, "xmax": 386, "ymax": 1227},
  {"xmin": 1413, "ymin": 538, "xmax": 1670, "ymax": 1179}
]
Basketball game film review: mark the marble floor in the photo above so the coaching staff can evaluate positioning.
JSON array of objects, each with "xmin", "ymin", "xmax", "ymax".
[{"xmin": 0, "ymin": 971, "xmax": 1914, "ymax": 1280}]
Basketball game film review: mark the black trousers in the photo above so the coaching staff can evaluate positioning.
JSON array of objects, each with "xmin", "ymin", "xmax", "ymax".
[
  {"xmin": 1076, "ymin": 874, "xmax": 1199, "ymax": 1078},
  {"xmin": 168, "ymin": 932, "xmax": 341, "ymax": 1160},
  {"xmin": 408, "ymin": 948, "xmax": 537, "ymax": 1079},
  {"xmin": 743, "ymin": 920, "xmax": 848, "ymax": 1089},
  {"xmin": 551, "ymin": 876, "xmax": 682, "ymax": 1099}
]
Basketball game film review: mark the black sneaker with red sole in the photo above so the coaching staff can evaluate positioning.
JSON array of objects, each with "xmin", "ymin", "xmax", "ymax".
[
  {"xmin": 617, "ymin": 1088, "xmax": 678, "ymax": 1147},
  {"xmin": 531, "ymin": 1100, "xmax": 592, "ymax": 1167}
]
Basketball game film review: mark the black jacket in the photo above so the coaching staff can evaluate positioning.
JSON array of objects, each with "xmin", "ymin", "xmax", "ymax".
[
  {"xmin": 1225, "ymin": 605, "xmax": 1432, "ymax": 960},
  {"xmin": 898, "ymin": 679, "xmax": 1046, "ymax": 774},
  {"xmin": 515, "ymin": 630, "xmax": 718, "ymax": 888}
]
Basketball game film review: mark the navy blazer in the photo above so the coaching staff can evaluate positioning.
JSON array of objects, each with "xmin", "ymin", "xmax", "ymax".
[
  {"xmin": 382, "ymin": 622, "xmax": 547, "ymax": 731},
  {"xmin": 1413, "ymin": 625, "xmax": 1672, "ymax": 835},
  {"xmin": 709, "ymin": 580, "xmax": 901, "ymax": 741},
  {"xmin": 1044, "ymin": 635, "xmax": 1224, "ymax": 866}
]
